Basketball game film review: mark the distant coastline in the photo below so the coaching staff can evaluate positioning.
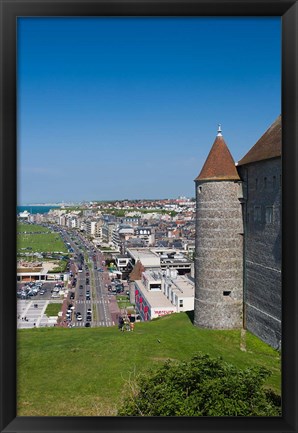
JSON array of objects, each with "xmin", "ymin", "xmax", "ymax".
[{"xmin": 17, "ymin": 205, "xmax": 61, "ymax": 215}]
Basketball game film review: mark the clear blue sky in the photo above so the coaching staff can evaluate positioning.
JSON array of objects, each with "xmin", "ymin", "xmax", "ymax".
[{"xmin": 17, "ymin": 17, "xmax": 281, "ymax": 204}]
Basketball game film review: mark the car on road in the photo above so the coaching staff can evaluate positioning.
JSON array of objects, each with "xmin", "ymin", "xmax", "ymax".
[
  {"xmin": 85, "ymin": 323, "xmax": 91, "ymax": 327},
  {"xmin": 86, "ymin": 315, "xmax": 92, "ymax": 321},
  {"xmin": 69, "ymin": 292, "xmax": 75, "ymax": 300},
  {"xmin": 76, "ymin": 312, "xmax": 82, "ymax": 321}
]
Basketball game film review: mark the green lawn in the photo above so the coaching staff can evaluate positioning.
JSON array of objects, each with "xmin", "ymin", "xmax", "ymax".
[
  {"xmin": 116, "ymin": 295, "xmax": 133, "ymax": 309},
  {"xmin": 17, "ymin": 223, "xmax": 50, "ymax": 233},
  {"xmin": 17, "ymin": 223, "xmax": 67, "ymax": 254},
  {"xmin": 45, "ymin": 303, "xmax": 63, "ymax": 317},
  {"xmin": 17, "ymin": 312, "xmax": 281, "ymax": 416}
]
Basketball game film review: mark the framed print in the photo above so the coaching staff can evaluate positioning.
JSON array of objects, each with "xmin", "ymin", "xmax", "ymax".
[{"xmin": 1, "ymin": 1, "xmax": 297, "ymax": 433}]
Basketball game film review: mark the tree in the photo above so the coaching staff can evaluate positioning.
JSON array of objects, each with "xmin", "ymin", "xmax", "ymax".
[{"xmin": 118, "ymin": 353, "xmax": 281, "ymax": 416}]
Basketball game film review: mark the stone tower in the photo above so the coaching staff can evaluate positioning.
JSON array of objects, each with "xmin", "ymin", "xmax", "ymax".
[{"xmin": 194, "ymin": 126, "xmax": 243, "ymax": 329}]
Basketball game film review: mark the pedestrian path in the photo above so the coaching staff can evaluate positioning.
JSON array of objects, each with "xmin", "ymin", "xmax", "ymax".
[{"xmin": 17, "ymin": 299, "xmax": 56, "ymax": 329}]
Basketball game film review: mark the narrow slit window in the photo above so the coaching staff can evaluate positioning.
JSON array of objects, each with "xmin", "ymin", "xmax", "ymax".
[
  {"xmin": 254, "ymin": 206, "xmax": 262, "ymax": 222},
  {"xmin": 265, "ymin": 206, "xmax": 273, "ymax": 224},
  {"xmin": 273, "ymin": 176, "xmax": 276, "ymax": 188}
]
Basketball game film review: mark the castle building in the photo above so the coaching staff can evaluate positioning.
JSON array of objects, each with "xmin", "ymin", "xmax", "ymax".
[{"xmin": 194, "ymin": 116, "xmax": 281, "ymax": 349}]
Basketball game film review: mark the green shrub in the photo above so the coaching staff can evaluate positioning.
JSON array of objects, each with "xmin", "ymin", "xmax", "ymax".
[{"xmin": 118, "ymin": 353, "xmax": 281, "ymax": 417}]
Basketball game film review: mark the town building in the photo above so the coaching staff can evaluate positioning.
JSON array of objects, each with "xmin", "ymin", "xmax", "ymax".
[
  {"xmin": 134, "ymin": 268, "xmax": 194, "ymax": 321},
  {"xmin": 127, "ymin": 247, "xmax": 192, "ymax": 275}
]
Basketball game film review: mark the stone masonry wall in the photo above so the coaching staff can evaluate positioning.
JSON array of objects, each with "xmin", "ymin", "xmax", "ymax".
[
  {"xmin": 238, "ymin": 158, "xmax": 281, "ymax": 349},
  {"xmin": 194, "ymin": 180, "xmax": 243, "ymax": 329}
]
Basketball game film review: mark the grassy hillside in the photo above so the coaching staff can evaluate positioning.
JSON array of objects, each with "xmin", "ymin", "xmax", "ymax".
[
  {"xmin": 17, "ymin": 223, "xmax": 67, "ymax": 253},
  {"xmin": 17, "ymin": 312, "xmax": 281, "ymax": 416},
  {"xmin": 18, "ymin": 223, "xmax": 50, "ymax": 233}
]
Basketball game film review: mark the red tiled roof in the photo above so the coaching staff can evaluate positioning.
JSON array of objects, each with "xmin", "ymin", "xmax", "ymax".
[
  {"xmin": 195, "ymin": 134, "xmax": 240, "ymax": 181},
  {"xmin": 237, "ymin": 115, "xmax": 281, "ymax": 166}
]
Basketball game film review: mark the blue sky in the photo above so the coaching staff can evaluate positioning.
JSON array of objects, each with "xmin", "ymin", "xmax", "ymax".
[{"xmin": 17, "ymin": 17, "xmax": 281, "ymax": 204}]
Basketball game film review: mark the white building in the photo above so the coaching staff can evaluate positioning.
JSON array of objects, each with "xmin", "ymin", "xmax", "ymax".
[
  {"xmin": 18, "ymin": 210, "xmax": 30, "ymax": 220},
  {"xmin": 134, "ymin": 268, "xmax": 194, "ymax": 321}
]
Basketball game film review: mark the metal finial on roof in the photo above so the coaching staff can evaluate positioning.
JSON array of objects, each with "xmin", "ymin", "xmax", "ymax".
[{"xmin": 217, "ymin": 124, "xmax": 222, "ymax": 136}]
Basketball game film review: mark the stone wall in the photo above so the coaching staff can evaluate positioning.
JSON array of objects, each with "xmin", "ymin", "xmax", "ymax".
[
  {"xmin": 238, "ymin": 158, "xmax": 281, "ymax": 349},
  {"xmin": 194, "ymin": 180, "xmax": 243, "ymax": 329}
]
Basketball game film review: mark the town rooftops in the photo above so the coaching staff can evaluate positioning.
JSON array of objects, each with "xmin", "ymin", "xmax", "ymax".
[
  {"xmin": 195, "ymin": 126, "xmax": 240, "ymax": 181},
  {"xmin": 237, "ymin": 115, "xmax": 281, "ymax": 166}
]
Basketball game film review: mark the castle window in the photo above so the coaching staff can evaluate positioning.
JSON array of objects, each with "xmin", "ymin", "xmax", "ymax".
[
  {"xmin": 198, "ymin": 186, "xmax": 202, "ymax": 194},
  {"xmin": 265, "ymin": 206, "xmax": 273, "ymax": 224},
  {"xmin": 179, "ymin": 299, "xmax": 183, "ymax": 307},
  {"xmin": 264, "ymin": 177, "xmax": 267, "ymax": 189},
  {"xmin": 254, "ymin": 206, "xmax": 262, "ymax": 222},
  {"xmin": 223, "ymin": 291, "xmax": 231, "ymax": 296},
  {"xmin": 273, "ymin": 176, "xmax": 276, "ymax": 188}
]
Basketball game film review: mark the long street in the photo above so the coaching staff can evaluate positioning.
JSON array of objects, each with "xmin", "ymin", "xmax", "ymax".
[{"xmin": 64, "ymin": 229, "xmax": 115, "ymax": 327}]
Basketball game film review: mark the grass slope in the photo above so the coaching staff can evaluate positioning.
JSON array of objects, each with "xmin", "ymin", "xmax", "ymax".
[
  {"xmin": 17, "ymin": 312, "xmax": 281, "ymax": 416},
  {"xmin": 18, "ymin": 223, "xmax": 50, "ymax": 233},
  {"xmin": 17, "ymin": 225, "xmax": 67, "ymax": 254}
]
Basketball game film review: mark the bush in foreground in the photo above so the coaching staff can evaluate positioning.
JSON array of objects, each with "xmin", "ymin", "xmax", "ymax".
[{"xmin": 118, "ymin": 353, "xmax": 281, "ymax": 417}]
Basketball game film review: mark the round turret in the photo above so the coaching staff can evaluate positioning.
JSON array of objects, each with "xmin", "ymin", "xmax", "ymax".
[{"xmin": 194, "ymin": 129, "xmax": 243, "ymax": 329}]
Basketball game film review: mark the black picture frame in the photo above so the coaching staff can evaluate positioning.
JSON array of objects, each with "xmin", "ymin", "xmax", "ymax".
[{"xmin": 0, "ymin": 1, "xmax": 297, "ymax": 432}]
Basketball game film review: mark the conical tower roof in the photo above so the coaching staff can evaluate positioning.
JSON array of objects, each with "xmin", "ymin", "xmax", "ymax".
[
  {"xmin": 129, "ymin": 260, "xmax": 144, "ymax": 281},
  {"xmin": 195, "ymin": 126, "xmax": 240, "ymax": 181}
]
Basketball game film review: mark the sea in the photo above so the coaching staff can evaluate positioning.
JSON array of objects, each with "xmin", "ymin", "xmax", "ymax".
[{"xmin": 17, "ymin": 206, "xmax": 60, "ymax": 215}]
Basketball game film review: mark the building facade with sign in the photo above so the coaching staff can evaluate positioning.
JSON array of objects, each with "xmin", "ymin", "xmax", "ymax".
[{"xmin": 134, "ymin": 268, "xmax": 194, "ymax": 321}]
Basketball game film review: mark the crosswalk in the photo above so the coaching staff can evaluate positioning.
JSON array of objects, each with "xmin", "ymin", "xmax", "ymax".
[
  {"xmin": 76, "ymin": 299, "xmax": 109, "ymax": 304},
  {"xmin": 73, "ymin": 320, "xmax": 115, "ymax": 327}
]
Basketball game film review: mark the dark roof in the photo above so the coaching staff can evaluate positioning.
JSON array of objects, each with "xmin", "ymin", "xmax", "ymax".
[
  {"xmin": 237, "ymin": 115, "xmax": 281, "ymax": 166},
  {"xmin": 195, "ymin": 134, "xmax": 240, "ymax": 181}
]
